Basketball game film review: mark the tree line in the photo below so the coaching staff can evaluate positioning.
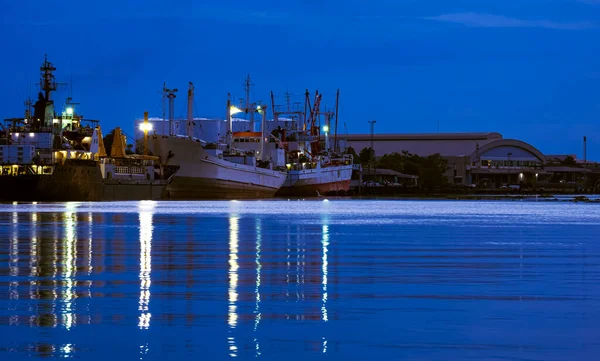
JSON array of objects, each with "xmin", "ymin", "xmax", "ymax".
[{"xmin": 347, "ymin": 147, "xmax": 449, "ymax": 189}]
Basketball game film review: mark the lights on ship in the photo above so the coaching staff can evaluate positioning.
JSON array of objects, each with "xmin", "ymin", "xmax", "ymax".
[
  {"xmin": 229, "ymin": 105, "xmax": 243, "ymax": 115},
  {"xmin": 66, "ymin": 107, "xmax": 74, "ymax": 115},
  {"xmin": 139, "ymin": 122, "xmax": 153, "ymax": 132},
  {"xmin": 322, "ymin": 125, "xmax": 329, "ymax": 133},
  {"xmin": 29, "ymin": 132, "xmax": 35, "ymax": 137}
]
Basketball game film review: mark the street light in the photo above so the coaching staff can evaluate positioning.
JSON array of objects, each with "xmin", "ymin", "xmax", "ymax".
[{"xmin": 368, "ymin": 120, "xmax": 377, "ymax": 176}]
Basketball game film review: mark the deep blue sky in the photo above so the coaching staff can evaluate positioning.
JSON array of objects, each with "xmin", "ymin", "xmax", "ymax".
[{"xmin": 2, "ymin": 0, "xmax": 600, "ymax": 158}]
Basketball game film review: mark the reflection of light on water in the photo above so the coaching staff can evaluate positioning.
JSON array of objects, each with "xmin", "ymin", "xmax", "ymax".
[
  {"xmin": 138, "ymin": 201, "xmax": 154, "ymax": 330},
  {"xmin": 254, "ymin": 218, "xmax": 262, "ymax": 357},
  {"xmin": 60, "ymin": 343, "xmax": 74, "ymax": 358},
  {"xmin": 86, "ymin": 212, "xmax": 93, "ymax": 310},
  {"xmin": 139, "ymin": 343, "xmax": 149, "ymax": 359},
  {"xmin": 9, "ymin": 212, "xmax": 19, "ymax": 325},
  {"xmin": 30, "ymin": 209, "xmax": 39, "ymax": 325},
  {"xmin": 62, "ymin": 208, "xmax": 77, "ymax": 330},
  {"xmin": 321, "ymin": 213, "xmax": 330, "ymax": 354},
  {"xmin": 228, "ymin": 216, "xmax": 239, "ymax": 357},
  {"xmin": 321, "ymin": 224, "xmax": 329, "ymax": 322}
]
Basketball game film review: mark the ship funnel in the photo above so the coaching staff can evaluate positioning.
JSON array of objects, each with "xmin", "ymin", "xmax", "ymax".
[{"xmin": 110, "ymin": 127, "xmax": 127, "ymax": 158}]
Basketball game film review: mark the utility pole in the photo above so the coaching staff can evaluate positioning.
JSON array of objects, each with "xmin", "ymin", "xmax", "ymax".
[
  {"xmin": 584, "ymin": 136, "xmax": 587, "ymax": 192},
  {"xmin": 369, "ymin": 120, "xmax": 376, "ymax": 176}
]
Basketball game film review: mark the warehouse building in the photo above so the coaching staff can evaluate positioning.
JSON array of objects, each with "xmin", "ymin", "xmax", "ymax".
[{"xmin": 343, "ymin": 132, "xmax": 582, "ymax": 188}]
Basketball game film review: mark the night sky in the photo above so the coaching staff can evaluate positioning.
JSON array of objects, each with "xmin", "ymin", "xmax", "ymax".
[{"xmin": 2, "ymin": 1, "xmax": 599, "ymax": 159}]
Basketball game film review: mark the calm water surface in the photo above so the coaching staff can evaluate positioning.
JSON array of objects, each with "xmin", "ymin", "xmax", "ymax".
[{"xmin": 0, "ymin": 200, "xmax": 599, "ymax": 360}]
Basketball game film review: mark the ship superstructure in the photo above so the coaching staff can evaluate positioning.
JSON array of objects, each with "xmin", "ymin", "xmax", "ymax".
[
  {"xmin": 233, "ymin": 89, "xmax": 353, "ymax": 197},
  {"xmin": 0, "ymin": 56, "xmax": 96, "ymax": 201}
]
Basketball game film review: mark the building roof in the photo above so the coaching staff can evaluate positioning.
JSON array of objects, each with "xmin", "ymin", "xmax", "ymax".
[
  {"xmin": 374, "ymin": 168, "xmax": 419, "ymax": 178},
  {"xmin": 345, "ymin": 132, "xmax": 503, "ymax": 141},
  {"xmin": 346, "ymin": 132, "xmax": 502, "ymax": 157}
]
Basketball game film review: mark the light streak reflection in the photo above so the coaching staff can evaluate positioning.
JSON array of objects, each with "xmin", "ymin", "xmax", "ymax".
[
  {"xmin": 138, "ymin": 201, "xmax": 154, "ymax": 330},
  {"xmin": 62, "ymin": 204, "xmax": 77, "ymax": 330},
  {"xmin": 9, "ymin": 211, "xmax": 19, "ymax": 325},
  {"xmin": 254, "ymin": 218, "xmax": 262, "ymax": 357},
  {"xmin": 321, "ymin": 212, "xmax": 330, "ymax": 354},
  {"xmin": 227, "ymin": 214, "xmax": 239, "ymax": 358}
]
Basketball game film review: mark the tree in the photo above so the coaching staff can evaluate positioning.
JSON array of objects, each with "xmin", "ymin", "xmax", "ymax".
[
  {"xmin": 374, "ymin": 150, "xmax": 448, "ymax": 189},
  {"xmin": 359, "ymin": 147, "xmax": 375, "ymax": 165},
  {"xmin": 126, "ymin": 144, "xmax": 134, "ymax": 155},
  {"xmin": 419, "ymin": 154, "xmax": 448, "ymax": 188},
  {"xmin": 377, "ymin": 152, "xmax": 404, "ymax": 173},
  {"xmin": 561, "ymin": 156, "xmax": 578, "ymax": 167},
  {"xmin": 346, "ymin": 146, "xmax": 359, "ymax": 162}
]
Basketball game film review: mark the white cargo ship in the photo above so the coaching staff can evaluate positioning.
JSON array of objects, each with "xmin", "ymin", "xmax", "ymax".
[{"xmin": 146, "ymin": 81, "xmax": 286, "ymax": 199}]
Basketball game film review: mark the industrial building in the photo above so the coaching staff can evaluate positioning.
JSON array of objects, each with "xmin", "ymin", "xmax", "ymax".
[{"xmin": 344, "ymin": 132, "xmax": 596, "ymax": 189}]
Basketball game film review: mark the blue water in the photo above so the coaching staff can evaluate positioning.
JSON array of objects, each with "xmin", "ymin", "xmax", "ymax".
[{"xmin": 0, "ymin": 200, "xmax": 599, "ymax": 360}]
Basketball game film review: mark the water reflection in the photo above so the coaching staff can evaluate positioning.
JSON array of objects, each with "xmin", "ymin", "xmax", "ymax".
[
  {"xmin": 138, "ymin": 201, "xmax": 154, "ymax": 330},
  {"xmin": 321, "ymin": 211, "xmax": 330, "ymax": 354},
  {"xmin": 2, "ymin": 200, "xmax": 596, "ymax": 360},
  {"xmin": 62, "ymin": 203, "xmax": 77, "ymax": 330},
  {"xmin": 228, "ymin": 212, "xmax": 240, "ymax": 358},
  {"xmin": 254, "ymin": 218, "xmax": 262, "ymax": 357},
  {"xmin": 9, "ymin": 211, "xmax": 19, "ymax": 325}
]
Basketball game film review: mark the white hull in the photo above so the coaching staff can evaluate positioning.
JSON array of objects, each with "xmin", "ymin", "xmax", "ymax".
[
  {"xmin": 148, "ymin": 135, "xmax": 286, "ymax": 199},
  {"xmin": 277, "ymin": 163, "xmax": 353, "ymax": 196}
]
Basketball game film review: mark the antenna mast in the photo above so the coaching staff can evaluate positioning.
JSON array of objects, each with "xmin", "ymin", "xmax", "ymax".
[
  {"xmin": 162, "ymin": 82, "xmax": 166, "ymax": 135},
  {"xmin": 40, "ymin": 54, "xmax": 57, "ymax": 101},
  {"xmin": 244, "ymin": 75, "xmax": 255, "ymax": 131},
  {"xmin": 334, "ymin": 89, "xmax": 339, "ymax": 153}
]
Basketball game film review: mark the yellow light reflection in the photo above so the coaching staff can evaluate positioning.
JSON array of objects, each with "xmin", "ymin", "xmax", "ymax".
[
  {"xmin": 30, "ymin": 208, "xmax": 39, "ymax": 326},
  {"xmin": 228, "ymin": 216, "xmax": 239, "ymax": 358},
  {"xmin": 138, "ymin": 201, "xmax": 154, "ymax": 330},
  {"xmin": 62, "ymin": 208, "xmax": 77, "ymax": 330},
  {"xmin": 9, "ymin": 211, "xmax": 19, "ymax": 325}
]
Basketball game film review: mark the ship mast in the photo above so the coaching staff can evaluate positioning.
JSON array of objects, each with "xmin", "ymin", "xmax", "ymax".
[
  {"xmin": 40, "ymin": 54, "xmax": 57, "ymax": 102},
  {"xmin": 164, "ymin": 86, "xmax": 178, "ymax": 136},
  {"xmin": 244, "ymin": 75, "xmax": 255, "ymax": 131}
]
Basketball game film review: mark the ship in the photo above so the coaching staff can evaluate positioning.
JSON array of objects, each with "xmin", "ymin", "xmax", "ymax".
[
  {"xmin": 232, "ymin": 89, "xmax": 353, "ymax": 197},
  {"xmin": 0, "ymin": 55, "xmax": 98, "ymax": 201},
  {"xmin": 146, "ymin": 80, "xmax": 287, "ymax": 199},
  {"xmin": 36, "ymin": 122, "xmax": 179, "ymax": 201}
]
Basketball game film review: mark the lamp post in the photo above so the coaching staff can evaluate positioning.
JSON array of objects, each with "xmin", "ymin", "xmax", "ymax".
[
  {"xmin": 507, "ymin": 152, "xmax": 512, "ymax": 185},
  {"xmin": 368, "ymin": 120, "xmax": 376, "ymax": 176},
  {"xmin": 139, "ymin": 112, "xmax": 153, "ymax": 156}
]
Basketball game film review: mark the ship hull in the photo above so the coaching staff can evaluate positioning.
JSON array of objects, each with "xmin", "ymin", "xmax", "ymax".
[
  {"xmin": 0, "ymin": 175, "xmax": 43, "ymax": 202},
  {"xmin": 37, "ymin": 160, "xmax": 167, "ymax": 201},
  {"xmin": 276, "ymin": 164, "xmax": 353, "ymax": 197},
  {"xmin": 148, "ymin": 135, "xmax": 286, "ymax": 200},
  {"xmin": 166, "ymin": 176, "xmax": 278, "ymax": 199}
]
